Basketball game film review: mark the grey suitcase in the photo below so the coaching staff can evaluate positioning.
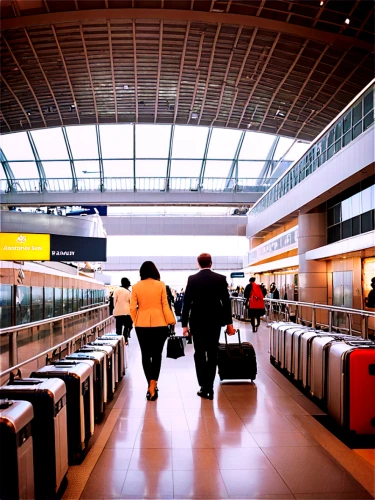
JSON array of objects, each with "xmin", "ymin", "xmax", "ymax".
[
  {"xmin": 100, "ymin": 334, "xmax": 125, "ymax": 379},
  {"xmin": 80, "ymin": 344, "xmax": 115, "ymax": 400}
]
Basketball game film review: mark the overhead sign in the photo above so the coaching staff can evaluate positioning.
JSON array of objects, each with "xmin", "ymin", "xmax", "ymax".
[
  {"xmin": 0, "ymin": 233, "xmax": 107, "ymax": 262},
  {"xmin": 0, "ymin": 233, "xmax": 50, "ymax": 261},
  {"xmin": 230, "ymin": 272, "xmax": 245, "ymax": 278},
  {"xmin": 50, "ymin": 235, "xmax": 106, "ymax": 262}
]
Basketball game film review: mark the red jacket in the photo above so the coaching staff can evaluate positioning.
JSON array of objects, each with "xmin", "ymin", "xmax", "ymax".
[{"xmin": 248, "ymin": 283, "xmax": 265, "ymax": 310}]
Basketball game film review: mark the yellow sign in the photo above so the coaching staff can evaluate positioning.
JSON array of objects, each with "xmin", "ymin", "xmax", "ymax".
[{"xmin": 0, "ymin": 233, "xmax": 50, "ymax": 261}]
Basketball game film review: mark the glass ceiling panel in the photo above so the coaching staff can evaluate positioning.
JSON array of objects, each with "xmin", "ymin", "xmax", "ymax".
[
  {"xmin": 31, "ymin": 128, "xmax": 69, "ymax": 160},
  {"xmin": 204, "ymin": 160, "xmax": 232, "ymax": 178},
  {"xmin": 0, "ymin": 166, "xmax": 6, "ymax": 179},
  {"xmin": 170, "ymin": 160, "xmax": 202, "ymax": 178},
  {"xmin": 42, "ymin": 161, "xmax": 72, "ymax": 179},
  {"xmin": 8, "ymin": 161, "xmax": 39, "ymax": 179},
  {"xmin": 136, "ymin": 160, "xmax": 167, "ymax": 177},
  {"xmin": 0, "ymin": 132, "xmax": 34, "ymax": 160},
  {"xmin": 74, "ymin": 160, "xmax": 100, "ymax": 178},
  {"xmin": 66, "ymin": 125, "xmax": 98, "ymax": 159},
  {"xmin": 103, "ymin": 160, "xmax": 133, "ymax": 177},
  {"xmin": 238, "ymin": 160, "xmax": 265, "ymax": 179},
  {"xmin": 239, "ymin": 132, "xmax": 275, "ymax": 160},
  {"xmin": 172, "ymin": 125, "xmax": 209, "ymax": 158},
  {"xmin": 207, "ymin": 128, "xmax": 242, "ymax": 159},
  {"xmin": 274, "ymin": 137, "xmax": 295, "ymax": 161},
  {"xmin": 136, "ymin": 125, "xmax": 171, "ymax": 158},
  {"xmin": 107, "ymin": 206, "xmax": 231, "ymax": 215},
  {"xmin": 284, "ymin": 142, "xmax": 310, "ymax": 161},
  {"xmin": 100, "ymin": 124, "xmax": 133, "ymax": 159}
]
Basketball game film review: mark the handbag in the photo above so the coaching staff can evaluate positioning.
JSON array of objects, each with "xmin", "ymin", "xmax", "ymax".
[{"xmin": 166, "ymin": 329, "xmax": 186, "ymax": 359}]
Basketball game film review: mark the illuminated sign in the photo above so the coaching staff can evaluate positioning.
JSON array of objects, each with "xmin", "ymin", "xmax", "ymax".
[
  {"xmin": 0, "ymin": 233, "xmax": 50, "ymax": 261},
  {"xmin": 0, "ymin": 233, "xmax": 107, "ymax": 262},
  {"xmin": 230, "ymin": 272, "xmax": 245, "ymax": 278}
]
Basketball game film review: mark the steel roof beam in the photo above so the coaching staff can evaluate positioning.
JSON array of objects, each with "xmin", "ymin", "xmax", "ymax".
[
  {"xmin": 132, "ymin": 20, "xmax": 139, "ymax": 123},
  {"xmin": 198, "ymin": 127, "xmax": 213, "ymax": 190},
  {"xmin": 27, "ymin": 131, "xmax": 47, "ymax": 192},
  {"xmin": 173, "ymin": 21, "xmax": 190, "ymax": 123},
  {"xmin": 154, "ymin": 20, "xmax": 163, "ymax": 123},
  {"xmin": 165, "ymin": 124, "xmax": 175, "ymax": 191},
  {"xmin": 51, "ymin": 25, "xmax": 80, "ymax": 124},
  {"xmin": 226, "ymin": 130, "xmax": 245, "ymax": 189},
  {"xmin": 1, "ymin": 9, "xmax": 373, "ymax": 52},
  {"xmin": 1, "ymin": 34, "xmax": 46, "ymax": 127},
  {"xmin": 61, "ymin": 127, "xmax": 78, "ymax": 192},
  {"xmin": 96, "ymin": 125, "xmax": 105, "ymax": 192},
  {"xmin": 80, "ymin": 24, "xmax": 98, "ymax": 123},
  {"xmin": 107, "ymin": 20, "xmax": 118, "ymax": 123},
  {"xmin": 0, "ymin": 148, "xmax": 15, "ymax": 193},
  {"xmin": 0, "ymin": 111, "xmax": 11, "ymax": 132},
  {"xmin": 0, "ymin": 74, "xmax": 31, "ymax": 127}
]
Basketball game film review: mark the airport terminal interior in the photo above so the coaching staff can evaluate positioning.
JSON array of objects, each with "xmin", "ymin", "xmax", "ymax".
[{"xmin": 0, "ymin": 0, "xmax": 374, "ymax": 499}]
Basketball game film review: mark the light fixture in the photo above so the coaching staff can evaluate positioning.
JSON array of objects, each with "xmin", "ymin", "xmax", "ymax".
[
  {"xmin": 70, "ymin": 104, "xmax": 76, "ymax": 112},
  {"xmin": 345, "ymin": 18, "xmax": 350, "ymax": 24},
  {"xmin": 275, "ymin": 109, "xmax": 286, "ymax": 118},
  {"xmin": 123, "ymin": 85, "xmax": 129, "ymax": 90},
  {"xmin": 26, "ymin": 110, "xmax": 31, "ymax": 116},
  {"xmin": 191, "ymin": 112, "xmax": 199, "ymax": 119},
  {"xmin": 320, "ymin": 1, "xmax": 324, "ymax": 5}
]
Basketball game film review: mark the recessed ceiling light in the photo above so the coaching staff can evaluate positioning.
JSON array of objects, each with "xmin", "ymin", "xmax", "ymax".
[
  {"xmin": 191, "ymin": 112, "xmax": 199, "ymax": 119},
  {"xmin": 320, "ymin": 1, "xmax": 324, "ymax": 5},
  {"xmin": 345, "ymin": 18, "xmax": 350, "ymax": 24},
  {"xmin": 123, "ymin": 85, "xmax": 129, "ymax": 90}
]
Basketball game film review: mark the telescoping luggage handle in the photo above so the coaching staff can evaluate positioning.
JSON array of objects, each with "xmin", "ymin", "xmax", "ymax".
[{"xmin": 224, "ymin": 328, "xmax": 244, "ymax": 356}]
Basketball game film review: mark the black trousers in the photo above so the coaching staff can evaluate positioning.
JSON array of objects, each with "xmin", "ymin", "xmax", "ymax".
[
  {"xmin": 190, "ymin": 325, "xmax": 221, "ymax": 392},
  {"xmin": 116, "ymin": 315, "xmax": 132, "ymax": 341},
  {"xmin": 136, "ymin": 326, "xmax": 169, "ymax": 383}
]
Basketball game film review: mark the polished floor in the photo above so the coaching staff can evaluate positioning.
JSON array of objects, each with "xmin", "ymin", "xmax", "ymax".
[{"xmin": 71, "ymin": 321, "xmax": 374, "ymax": 499}]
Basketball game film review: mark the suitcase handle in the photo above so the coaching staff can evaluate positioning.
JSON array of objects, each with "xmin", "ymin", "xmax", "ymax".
[{"xmin": 224, "ymin": 329, "xmax": 244, "ymax": 356}]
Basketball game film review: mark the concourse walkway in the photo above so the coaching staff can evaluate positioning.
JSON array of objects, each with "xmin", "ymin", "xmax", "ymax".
[{"xmin": 65, "ymin": 321, "xmax": 375, "ymax": 500}]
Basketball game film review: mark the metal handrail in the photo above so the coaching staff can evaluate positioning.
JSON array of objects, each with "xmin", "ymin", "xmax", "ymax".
[
  {"xmin": 230, "ymin": 297, "xmax": 375, "ymax": 339},
  {"xmin": 0, "ymin": 315, "xmax": 114, "ymax": 379},
  {"xmin": 0, "ymin": 303, "xmax": 108, "ymax": 336}
]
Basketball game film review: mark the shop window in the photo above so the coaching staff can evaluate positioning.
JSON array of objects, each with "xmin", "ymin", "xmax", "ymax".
[
  {"xmin": 0, "ymin": 284, "xmax": 13, "ymax": 328},
  {"xmin": 55, "ymin": 288, "xmax": 63, "ymax": 316},
  {"xmin": 31, "ymin": 287, "xmax": 43, "ymax": 322},
  {"xmin": 45, "ymin": 287, "xmax": 54, "ymax": 318},
  {"xmin": 16, "ymin": 286, "xmax": 31, "ymax": 325}
]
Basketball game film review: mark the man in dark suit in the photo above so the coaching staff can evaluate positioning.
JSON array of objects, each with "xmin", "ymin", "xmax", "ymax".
[{"xmin": 182, "ymin": 253, "xmax": 235, "ymax": 400}]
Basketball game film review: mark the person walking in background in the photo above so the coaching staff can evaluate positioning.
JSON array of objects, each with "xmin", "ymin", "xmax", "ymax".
[
  {"xmin": 108, "ymin": 291, "xmax": 114, "ymax": 315},
  {"xmin": 270, "ymin": 282, "xmax": 280, "ymax": 314},
  {"xmin": 130, "ymin": 261, "xmax": 176, "ymax": 401},
  {"xmin": 365, "ymin": 277, "xmax": 375, "ymax": 308},
  {"xmin": 244, "ymin": 277, "xmax": 265, "ymax": 332},
  {"xmin": 166, "ymin": 285, "xmax": 174, "ymax": 309},
  {"xmin": 181, "ymin": 253, "xmax": 235, "ymax": 400},
  {"xmin": 113, "ymin": 278, "xmax": 132, "ymax": 344},
  {"xmin": 260, "ymin": 283, "xmax": 267, "ymax": 297}
]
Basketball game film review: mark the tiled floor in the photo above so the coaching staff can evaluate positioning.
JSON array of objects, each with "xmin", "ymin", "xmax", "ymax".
[{"xmin": 79, "ymin": 321, "xmax": 374, "ymax": 499}]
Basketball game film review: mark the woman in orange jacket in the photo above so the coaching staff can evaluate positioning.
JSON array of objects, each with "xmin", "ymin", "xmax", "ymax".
[{"xmin": 130, "ymin": 261, "xmax": 176, "ymax": 401}]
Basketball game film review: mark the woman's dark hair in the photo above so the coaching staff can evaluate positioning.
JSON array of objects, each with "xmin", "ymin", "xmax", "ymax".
[
  {"xmin": 121, "ymin": 277, "xmax": 131, "ymax": 288},
  {"xmin": 139, "ymin": 261, "xmax": 160, "ymax": 281}
]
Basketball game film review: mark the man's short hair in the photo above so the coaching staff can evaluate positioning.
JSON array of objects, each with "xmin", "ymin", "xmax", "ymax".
[
  {"xmin": 197, "ymin": 253, "xmax": 212, "ymax": 268},
  {"xmin": 249, "ymin": 277, "xmax": 256, "ymax": 283}
]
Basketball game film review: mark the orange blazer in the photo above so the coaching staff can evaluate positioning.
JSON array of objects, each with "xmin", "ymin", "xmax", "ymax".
[{"xmin": 130, "ymin": 279, "xmax": 176, "ymax": 327}]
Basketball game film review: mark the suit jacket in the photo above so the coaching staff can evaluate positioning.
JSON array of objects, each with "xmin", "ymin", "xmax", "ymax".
[
  {"xmin": 181, "ymin": 269, "xmax": 232, "ymax": 329},
  {"xmin": 130, "ymin": 279, "xmax": 176, "ymax": 327}
]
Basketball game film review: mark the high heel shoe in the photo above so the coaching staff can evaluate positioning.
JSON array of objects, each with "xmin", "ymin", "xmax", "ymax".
[
  {"xmin": 148, "ymin": 380, "xmax": 158, "ymax": 401},
  {"xmin": 146, "ymin": 390, "xmax": 151, "ymax": 400}
]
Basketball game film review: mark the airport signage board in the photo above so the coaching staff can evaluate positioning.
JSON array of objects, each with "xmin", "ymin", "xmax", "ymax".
[
  {"xmin": 0, "ymin": 233, "xmax": 107, "ymax": 262},
  {"xmin": 230, "ymin": 272, "xmax": 245, "ymax": 278}
]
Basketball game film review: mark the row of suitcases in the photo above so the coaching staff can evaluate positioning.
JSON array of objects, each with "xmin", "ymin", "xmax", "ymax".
[
  {"xmin": 270, "ymin": 322, "xmax": 375, "ymax": 437},
  {"xmin": 0, "ymin": 333, "xmax": 127, "ymax": 500}
]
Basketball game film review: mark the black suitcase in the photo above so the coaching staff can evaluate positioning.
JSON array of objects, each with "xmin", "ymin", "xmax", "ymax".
[{"xmin": 217, "ymin": 329, "xmax": 257, "ymax": 382}]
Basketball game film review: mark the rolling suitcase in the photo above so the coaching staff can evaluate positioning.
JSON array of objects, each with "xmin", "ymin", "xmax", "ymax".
[
  {"xmin": 218, "ymin": 329, "xmax": 257, "ymax": 382},
  {"xmin": 81, "ymin": 343, "xmax": 115, "ymax": 399},
  {"xmin": 327, "ymin": 341, "xmax": 375, "ymax": 434},
  {"xmin": 0, "ymin": 399, "xmax": 34, "ymax": 500},
  {"xmin": 66, "ymin": 352, "xmax": 105, "ymax": 421},
  {"xmin": 269, "ymin": 322, "xmax": 290, "ymax": 364},
  {"xmin": 0, "ymin": 378, "xmax": 68, "ymax": 499},
  {"xmin": 100, "ymin": 334, "xmax": 125, "ymax": 379},
  {"xmin": 31, "ymin": 362, "xmax": 92, "ymax": 464},
  {"xmin": 284, "ymin": 326, "xmax": 309, "ymax": 377},
  {"xmin": 91, "ymin": 340, "xmax": 119, "ymax": 388}
]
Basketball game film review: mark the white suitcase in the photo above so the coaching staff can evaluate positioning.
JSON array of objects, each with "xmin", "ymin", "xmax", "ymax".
[
  {"xmin": 80, "ymin": 344, "xmax": 115, "ymax": 400},
  {"xmin": 101, "ymin": 334, "xmax": 125, "ymax": 379},
  {"xmin": 92, "ymin": 339, "xmax": 119, "ymax": 386},
  {"xmin": 0, "ymin": 399, "xmax": 35, "ymax": 500}
]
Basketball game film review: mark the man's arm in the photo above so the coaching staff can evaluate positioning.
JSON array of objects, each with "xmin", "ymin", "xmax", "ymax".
[
  {"xmin": 181, "ymin": 278, "xmax": 192, "ymax": 335},
  {"xmin": 221, "ymin": 277, "xmax": 235, "ymax": 335}
]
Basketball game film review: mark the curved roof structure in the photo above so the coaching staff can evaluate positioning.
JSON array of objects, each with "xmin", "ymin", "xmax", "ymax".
[{"xmin": 1, "ymin": 0, "xmax": 374, "ymax": 141}]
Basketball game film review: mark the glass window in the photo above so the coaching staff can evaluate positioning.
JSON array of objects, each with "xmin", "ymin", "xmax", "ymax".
[
  {"xmin": 54, "ymin": 288, "xmax": 63, "ymax": 316},
  {"xmin": 361, "ymin": 185, "xmax": 375, "ymax": 212},
  {"xmin": 343, "ymin": 111, "xmax": 352, "ymax": 133},
  {"xmin": 135, "ymin": 160, "xmax": 167, "ymax": 178},
  {"xmin": 45, "ymin": 287, "xmax": 53, "ymax": 319},
  {"xmin": 63, "ymin": 288, "xmax": 68, "ymax": 314},
  {"xmin": 361, "ymin": 210, "xmax": 374, "ymax": 233},
  {"xmin": 328, "ymin": 225, "xmax": 341, "ymax": 244},
  {"xmin": 333, "ymin": 204, "xmax": 341, "ymax": 225},
  {"xmin": 74, "ymin": 160, "xmax": 101, "ymax": 178},
  {"xmin": 136, "ymin": 124, "xmax": 171, "ymax": 158},
  {"xmin": 8, "ymin": 161, "xmax": 39, "ymax": 179},
  {"xmin": 0, "ymin": 284, "xmax": 13, "ymax": 328},
  {"xmin": 73, "ymin": 289, "xmax": 79, "ymax": 312},
  {"xmin": 273, "ymin": 137, "xmax": 295, "ymax": 161},
  {"xmin": 334, "ymin": 121, "xmax": 342, "ymax": 153},
  {"xmin": 31, "ymin": 286, "xmax": 44, "ymax": 322},
  {"xmin": 16, "ymin": 286, "xmax": 31, "ymax": 325},
  {"xmin": 204, "ymin": 160, "xmax": 232, "ymax": 178},
  {"xmin": 352, "ymin": 102, "xmax": 362, "ymax": 125},
  {"xmin": 341, "ymin": 198, "xmax": 352, "ymax": 221},
  {"xmin": 342, "ymin": 219, "xmax": 352, "ymax": 239},
  {"xmin": 284, "ymin": 142, "xmax": 309, "ymax": 161},
  {"xmin": 103, "ymin": 160, "xmax": 133, "ymax": 177},
  {"xmin": 172, "ymin": 126, "xmax": 209, "ymax": 159},
  {"xmin": 237, "ymin": 160, "xmax": 265, "ymax": 179},
  {"xmin": 67, "ymin": 288, "xmax": 73, "ymax": 313},
  {"xmin": 100, "ymin": 124, "xmax": 134, "ymax": 159},
  {"xmin": 364, "ymin": 110, "xmax": 374, "ymax": 130},
  {"xmin": 239, "ymin": 131, "xmax": 275, "ymax": 160},
  {"xmin": 170, "ymin": 160, "xmax": 202, "ymax": 178},
  {"xmin": 351, "ymin": 192, "xmax": 361, "ymax": 217},
  {"xmin": 0, "ymin": 132, "xmax": 34, "ymax": 160},
  {"xmin": 31, "ymin": 128, "xmax": 69, "ymax": 160},
  {"xmin": 208, "ymin": 128, "xmax": 242, "ymax": 159},
  {"xmin": 66, "ymin": 125, "xmax": 98, "ymax": 159},
  {"xmin": 43, "ymin": 161, "xmax": 72, "ymax": 179},
  {"xmin": 364, "ymin": 91, "xmax": 373, "ymax": 115}
]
